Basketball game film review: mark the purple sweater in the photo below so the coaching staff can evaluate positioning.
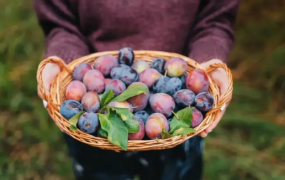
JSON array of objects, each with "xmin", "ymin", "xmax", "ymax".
[{"xmin": 33, "ymin": 0, "xmax": 240, "ymax": 64}]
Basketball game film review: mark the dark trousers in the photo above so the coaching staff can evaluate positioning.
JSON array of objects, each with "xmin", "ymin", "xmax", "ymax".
[{"xmin": 63, "ymin": 133, "xmax": 204, "ymax": 180}]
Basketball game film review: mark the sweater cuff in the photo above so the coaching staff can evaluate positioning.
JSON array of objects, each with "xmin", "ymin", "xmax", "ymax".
[
  {"xmin": 44, "ymin": 47, "xmax": 89, "ymax": 64},
  {"xmin": 188, "ymin": 37, "xmax": 230, "ymax": 64}
]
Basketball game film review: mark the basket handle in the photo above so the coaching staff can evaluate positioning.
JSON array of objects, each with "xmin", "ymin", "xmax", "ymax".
[
  {"xmin": 205, "ymin": 63, "xmax": 233, "ymax": 111},
  {"xmin": 36, "ymin": 56, "xmax": 71, "ymax": 103}
]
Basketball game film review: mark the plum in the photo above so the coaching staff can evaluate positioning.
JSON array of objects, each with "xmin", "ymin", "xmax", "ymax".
[
  {"xmin": 144, "ymin": 103, "xmax": 155, "ymax": 116},
  {"xmin": 104, "ymin": 78, "xmax": 112, "ymax": 86},
  {"xmin": 134, "ymin": 111, "xmax": 150, "ymax": 124},
  {"xmin": 149, "ymin": 93, "xmax": 175, "ymax": 117},
  {"xmin": 81, "ymin": 92, "xmax": 100, "ymax": 112},
  {"xmin": 153, "ymin": 76, "xmax": 182, "ymax": 96},
  {"xmin": 145, "ymin": 113, "xmax": 169, "ymax": 139},
  {"xmin": 83, "ymin": 69, "xmax": 105, "ymax": 94},
  {"xmin": 105, "ymin": 79, "xmax": 126, "ymax": 96},
  {"xmin": 180, "ymin": 74, "xmax": 187, "ymax": 89},
  {"xmin": 78, "ymin": 112, "xmax": 99, "ymax": 134},
  {"xmin": 110, "ymin": 64, "xmax": 130, "ymax": 80},
  {"xmin": 72, "ymin": 63, "xmax": 92, "ymax": 81},
  {"xmin": 120, "ymin": 67, "xmax": 139, "ymax": 85},
  {"xmin": 151, "ymin": 58, "xmax": 165, "ymax": 74},
  {"xmin": 190, "ymin": 108, "xmax": 204, "ymax": 128},
  {"xmin": 108, "ymin": 101, "xmax": 133, "ymax": 112},
  {"xmin": 173, "ymin": 89, "xmax": 195, "ymax": 108},
  {"xmin": 164, "ymin": 57, "xmax": 187, "ymax": 77},
  {"xmin": 94, "ymin": 54, "xmax": 119, "ymax": 76},
  {"xmin": 65, "ymin": 80, "xmax": 87, "ymax": 101},
  {"xmin": 128, "ymin": 116, "xmax": 145, "ymax": 140},
  {"xmin": 60, "ymin": 100, "xmax": 83, "ymax": 119},
  {"xmin": 118, "ymin": 47, "xmax": 134, "ymax": 65},
  {"xmin": 131, "ymin": 60, "xmax": 150, "ymax": 74},
  {"xmin": 127, "ymin": 82, "xmax": 150, "ymax": 112},
  {"xmin": 194, "ymin": 92, "xmax": 214, "ymax": 111},
  {"xmin": 152, "ymin": 76, "xmax": 170, "ymax": 94},
  {"xmin": 139, "ymin": 68, "xmax": 161, "ymax": 88},
  {"xmin": 165, "ymin": 77, "xmax": 182, "ymax": 96},
  {"xmin": 186, "ymin": 69, "xmax": 209, "ymax": 94}
]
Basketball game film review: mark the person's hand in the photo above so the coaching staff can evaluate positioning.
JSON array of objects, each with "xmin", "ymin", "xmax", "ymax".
[
  {"xmin": 37, "ymin": 56, "xmax": 61, "ymax": 107},
  {"xmin": 198, "ymin": 59, "xmax": 232, "ymax": 138}
]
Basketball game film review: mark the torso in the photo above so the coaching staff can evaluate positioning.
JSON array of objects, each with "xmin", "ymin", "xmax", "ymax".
[{"xmin": 77, "ymin": 0, "xmax": 201, "ymax": 53}]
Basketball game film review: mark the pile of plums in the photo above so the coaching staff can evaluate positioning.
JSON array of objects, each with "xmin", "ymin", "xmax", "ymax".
[{"xmin": 60, "ymin": 47, "xmax": 214, "ymax": 140}]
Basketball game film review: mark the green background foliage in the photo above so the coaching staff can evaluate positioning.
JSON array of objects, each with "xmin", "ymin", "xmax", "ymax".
[{"xmin": 0, "ymin": 0, "xmax": 284, "ymax": 179}]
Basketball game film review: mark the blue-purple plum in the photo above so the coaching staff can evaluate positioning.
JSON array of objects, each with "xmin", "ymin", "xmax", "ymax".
[
  {"xmin": 120, "ymin": 67, "xmax": 139, "ymax": 85},
  {"xmin": 165, "ymin": 77, "xmax": 182, "ymax": 96},
  {"xmin": 78, "ymin": 112, "xmax": 99, "ymax": 134},
  {"xmin": 151, "ymin": 58, "xmax": 166, "ymax": 74},
  {"xmin": 195, "ymin": 92, "xmax": 214, "ymax": 111},
  {"xmin": 60, "ymin": 100, "xmax": 83, "ymax": 119},
  {"xmin": 72, "ymin": 63, "xmax": 92, "ymax": 81},
  {"xmin": 134, "ymin": 111, "xmax": 150, "ymax": 124},
  {"xmin": 180, "ymin": 74, "xmax": 187, "ymax": 89},
  {"xmin": 173, "ymin": 89, "xmax": 195, "ymax": 108},
  {"xmin": 152, "ymin": 76, "xmax": 170, "ymax": 94},
  {"xmin": 118, "ymin": 47, "xmax": 134, "ymax": 65}
]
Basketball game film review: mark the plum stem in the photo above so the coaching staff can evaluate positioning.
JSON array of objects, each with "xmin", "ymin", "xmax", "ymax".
[
  {"xmin": 172, "ymin": 111, "xmax": 179, "ymax": 119},
  {"xmin": 164, "ymin": 70, "xmax": 167, "ymax": 76}
]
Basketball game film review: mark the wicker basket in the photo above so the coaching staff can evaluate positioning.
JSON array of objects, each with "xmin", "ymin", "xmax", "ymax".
[{"xmin": 37, "ymin": 50, "xmax": 233, "ymax": 152}]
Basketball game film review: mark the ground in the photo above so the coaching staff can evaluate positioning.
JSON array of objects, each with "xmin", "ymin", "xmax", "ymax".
[{"xmin": 0, "ymin": 0, "xmax": 285, "ymax": 180}]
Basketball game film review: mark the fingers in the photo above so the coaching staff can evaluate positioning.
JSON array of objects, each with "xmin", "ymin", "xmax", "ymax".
[
  {"xmin": 200, "ymin": 59, "xmax": 228, "ymax": 96},
  {"xmin": 198, "ymin": 102, "xmax": 227, "ymax": 138},
  {"xmin": 198, "ymin": 59, "xmax": 231, "ymax": 138}
]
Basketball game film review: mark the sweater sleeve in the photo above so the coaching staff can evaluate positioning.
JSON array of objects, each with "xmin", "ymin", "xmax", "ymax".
[
  {"xmin": 188, "ymin": 0, "xmax": 240, "ymax": 64},
  {"xmin": 33, "ymin": 0, "xmax": 90, "ymax": 64}
]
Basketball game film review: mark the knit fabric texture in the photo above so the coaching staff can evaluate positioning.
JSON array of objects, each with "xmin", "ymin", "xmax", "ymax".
[{"xmin": 33, "ymin": 0, "xmax": 240, "ymax": 64}]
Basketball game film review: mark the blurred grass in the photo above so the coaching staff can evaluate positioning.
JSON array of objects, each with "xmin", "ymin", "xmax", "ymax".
[{"xmin": 0, "ymin": 0, "xmax": 285, "ymax": 180}]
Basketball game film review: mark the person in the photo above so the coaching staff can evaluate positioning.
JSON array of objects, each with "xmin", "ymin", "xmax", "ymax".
[{"xmin": 33, "ymin": 0, "xmax": 239, "ymax": 179}]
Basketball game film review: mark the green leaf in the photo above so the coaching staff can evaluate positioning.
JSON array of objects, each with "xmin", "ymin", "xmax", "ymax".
[
  {"xmin": 98, "ymin": 111, "xmax": 128, "ymax": 150},
  {"xmin": 170, "ymin": 107, "xmax": 194, "ymax": 133},
  {"xmin": 176, "ymin": 107, "xmax": 194, "ymax": 125},
  {"xmin": 161, "ymin": 128, "xmax": 172, "ymax": 139},
  {"xmin": 109, "ymin": 107, "xmax": 133, "ymax": 121},
  {"xmin": 100, "ymin": 89, "xmax": 114, "ymax": 107},
  {"xmin": 111, "ymin": 83, "xmax": 149, "ymax": 102},
  {"xmin": 125, "ymin": 118, "xmax": 140, "ymax": 133},
  {"xmin": 99, "ymin": 128, "xmax": 108, "ymax": 137},
  {"xmin": 70, "ymin": 125, "xmax": 78, "ymax": 132},
  {"xmin": 69, "ymin": 111, "xmax": 85, "ymax": 132},
  {"xmin": 172, "ymin": 127, "xmax": 196, "ymax": 137}
]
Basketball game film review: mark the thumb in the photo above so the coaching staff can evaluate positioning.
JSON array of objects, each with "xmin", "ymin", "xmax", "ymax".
[
  {"xmin": 200, "ymin": 59, "xmax": 228, "ymax": 96},
  {"xmin": 42, "ymin": 60, "xmax": 61, "ymax": 93}
]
